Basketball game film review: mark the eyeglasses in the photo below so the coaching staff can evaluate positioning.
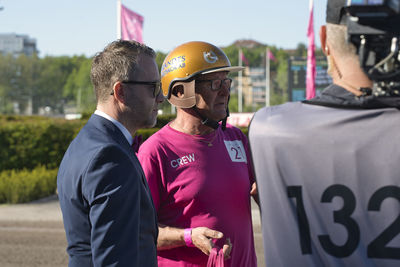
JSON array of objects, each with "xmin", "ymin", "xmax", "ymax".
[
  {"xmin": 111, "ymin": 80, "xmax": 162, "ymax": 97},
  {"xmin": 195, "ymin": 78, "xmax": 232, "ymax": 91}
]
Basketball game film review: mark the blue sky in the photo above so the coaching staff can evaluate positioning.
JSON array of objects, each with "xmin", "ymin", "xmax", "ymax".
[{"xmin": 0, "ymin": 0, "xmax": 328, "ymax": 57}]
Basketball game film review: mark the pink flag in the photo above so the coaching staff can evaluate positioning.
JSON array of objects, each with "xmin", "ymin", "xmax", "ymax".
[
  {"xmin": 121, "ymin": 4, "xmax": 144, "ymax": 43},
  {"xmin": 306, "ymin": 0, "xmax": 316, "ymax": 99},
  {"xmin": 241, "ymin": 52, "xmax": 249, "ymax": 66},
  {"xmin": 267, "ymin": 50, "xmax": 276, "ymax": 62}
]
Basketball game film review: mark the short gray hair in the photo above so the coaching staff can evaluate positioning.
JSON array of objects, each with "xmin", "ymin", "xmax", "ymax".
[{"xmin": 91, "ymin": 40, "xmax": 156, "ymax": 102}]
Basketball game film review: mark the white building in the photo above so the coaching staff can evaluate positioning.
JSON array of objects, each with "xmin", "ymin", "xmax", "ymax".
[
  {"xmin": 232, "ymin": 67, "xmax": 268, "ymax": 107},
  {"xmin": 0, "ymin": 33, "xmax": 37, "ymax": 56}
]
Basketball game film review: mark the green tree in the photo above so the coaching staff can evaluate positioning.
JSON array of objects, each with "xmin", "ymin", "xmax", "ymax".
[
  {"xmin": 272, "ymin": 49, "xmax": 289, "ymax": 105},
  {"xmin": 294, "ymin": 43, "xmax": 307, "ymax": 57},
  {"xmin": 35, "ymin": 56, "xmax": 82, "ymax": 113},
  {"xmin": 63, "ymin": 57, "xmax": 95, "ymax": 113},
  {"xmin": 0, "ymin": 40, "xmax": 319, "ymax": 116},
  {"xmin": 156, "ymin": 51, "xmax": 167, "ymax": 72},
  {"xmin": 12, "ymin": 54, "xmax": 41, "ymax": 114},
  {"xmin": 228, "ymin": 93, "xmax": 238, "ymax": 113},
  {"xmin": 223, "ymin": 45, "xmax": 239, "ymax": 68},
  {"xmin": 0, "ymin": 54, "xmax": 17, "ymax": 113}
]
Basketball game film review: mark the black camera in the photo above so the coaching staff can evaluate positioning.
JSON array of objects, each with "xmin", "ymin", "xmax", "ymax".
[{"xmin": 345, "ymin": 0, "xmax": 400, "ymax": 96}]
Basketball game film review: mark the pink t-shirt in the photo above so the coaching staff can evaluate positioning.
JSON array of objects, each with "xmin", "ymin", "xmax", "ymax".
[{"xmin": 138, "ymin": 124, "xmax": 257, "ymax": 267}]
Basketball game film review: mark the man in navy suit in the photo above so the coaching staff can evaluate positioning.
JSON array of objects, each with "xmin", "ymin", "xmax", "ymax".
[{"xmin": 57, "ymin": 40, "xmax": 164, "ymax": 266}]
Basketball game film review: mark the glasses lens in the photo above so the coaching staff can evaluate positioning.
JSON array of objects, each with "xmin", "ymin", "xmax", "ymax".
[
  {"xmin": 153, "ymin": 82, "xmax": 161, "ymax": 97},
  {"xmin": 211, "ymin": 80, "xmax": 222, "ymax": 90},
  {"xmin": 210, "ymin": 79, "xmax": 232, "ymax": 91},
  {"xmin": 223, "ymin": 79, "xmax": 232, "ymax": 89}
]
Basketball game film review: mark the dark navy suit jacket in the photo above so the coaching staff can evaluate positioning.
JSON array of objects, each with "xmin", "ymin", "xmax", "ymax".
[{"xmin": 57, "ymin": 114, "xmax": 158, "ymax": 267}]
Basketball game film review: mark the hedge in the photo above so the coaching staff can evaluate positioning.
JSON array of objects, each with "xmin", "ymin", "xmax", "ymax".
[
  {"xmin": 0, "ymin": 166, "xmax": 58, "ymax": 204},
  {"xmin": 0, "ymin": 119, "xmax": 85, "ymax": 172},
  {"xmin": 0, "ymin": 114, "xmax": 248, "ymax": 203},
  {"xmin": 0, "ymin": 114, "xmax": 248, "ymax": 172}
]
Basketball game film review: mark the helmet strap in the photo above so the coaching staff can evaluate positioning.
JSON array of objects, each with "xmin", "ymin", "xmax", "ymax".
[
  {"xmin": 221, "ymin": 95, "xmax": 231, "ymax": 131},
  {"xmin": 191, "ymin": 96, "xmax": 230, "ymax": 131},
  {"xmin": 192, "ymin": 106, "xmax": 220, "ymax": 130},
  {"xmin": 221, "ymin": 107, "xmax": 229, "ymax": 131}
]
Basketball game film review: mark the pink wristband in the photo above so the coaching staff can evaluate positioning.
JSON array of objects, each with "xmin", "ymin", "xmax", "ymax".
[{"xmin": 184, "ymin": 228, "xmax": 195, "ymax": 247}]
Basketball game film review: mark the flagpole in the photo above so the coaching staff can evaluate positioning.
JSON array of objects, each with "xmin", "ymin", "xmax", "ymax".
[
  {"xmin": 117, "ymin": 0, "xmax": 122, "ymax": 39},
  {"xmin": 238, "ymin": 49, "xmax": 243, "ymax": 113}
]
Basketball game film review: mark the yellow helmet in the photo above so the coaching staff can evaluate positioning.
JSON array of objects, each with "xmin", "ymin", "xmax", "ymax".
[{"xmin": 161, "ymin": 41, "xmax": 244, "ymax": 108}]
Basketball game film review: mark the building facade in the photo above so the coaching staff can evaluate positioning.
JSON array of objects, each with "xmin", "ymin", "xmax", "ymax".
[
  {"xmin": 0, "ymin": 33, "xmax": 37, "ymax": 56},
  {"xmin": 231, "ymin": 67, "xmax": 268, "ymax": 108},
  {"xmin": 242, "ymin": 67, "xmax": 267, "ymax": 106}
]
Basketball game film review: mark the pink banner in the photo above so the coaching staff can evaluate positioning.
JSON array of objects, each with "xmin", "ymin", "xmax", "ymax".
[
  {"xmin": 241, "ymin": 51, "xmax": 249, "ymax": 66},
  {"xmin": 267, "ymin": 50, "xmax": 276, "ymax": 62},
  {"xmin": 121, "ymin": 4, "xmax": 143, "ymax": 43},
  {"xmin": 306, "ymin": 0, "xmax": 316, "ymax": 99}
]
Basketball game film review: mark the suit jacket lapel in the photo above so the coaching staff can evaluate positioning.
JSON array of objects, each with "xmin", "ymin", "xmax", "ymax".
[{"xmin": 88, "ymin": 115, "xmax": 149, "ymax": 187}]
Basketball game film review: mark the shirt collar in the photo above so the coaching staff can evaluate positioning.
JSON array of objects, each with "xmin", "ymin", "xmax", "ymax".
[
  {"xmin": 304, "ymin": 84, "xmax": 400, "ymax": 109},
  {"xmin": 94, "ymin": 110, "xmax": 134, "ymax": 146}
]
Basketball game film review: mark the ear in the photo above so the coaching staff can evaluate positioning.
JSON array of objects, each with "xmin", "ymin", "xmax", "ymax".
[
  {"xmin": 320, "ymin": 25, "xmax": 329, "ymax": 55},
  {"xmin": 172, "ymin": 84, "xmax": 185, "ymax": 98},
  {"xmin": 112, "ymin": 81, "xmax": 126, "ymax": 104}
]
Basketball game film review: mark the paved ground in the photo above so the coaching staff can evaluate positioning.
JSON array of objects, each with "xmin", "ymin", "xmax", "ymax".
[{"xmin": 0, "ymin": 196, "xmax": 265, "ymax": 267}]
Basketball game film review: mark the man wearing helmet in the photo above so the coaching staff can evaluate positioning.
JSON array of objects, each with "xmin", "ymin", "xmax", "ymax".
[
  {"xmin": 249, "ymin": 0, "xmax": 400, "ymax": 266},
  {"xmin": 138, "ymin": 41, "xmax": 258, "ymax": 266}
]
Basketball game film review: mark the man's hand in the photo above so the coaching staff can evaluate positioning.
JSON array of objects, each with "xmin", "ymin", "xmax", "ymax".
[
  {"xmin": 222, "ymin": 238, "xmax": 232, "ymax": 260},
  {"xmin": 250, "ymin": 182, "xmax": 257, "ymax": 196},
  {"xmin": 250, "ymin": 182, "xmax": 260, "ymax": 206},
  {"xmin": 191, "ymin": 227, "xmax": 232, "ymax": 258}
]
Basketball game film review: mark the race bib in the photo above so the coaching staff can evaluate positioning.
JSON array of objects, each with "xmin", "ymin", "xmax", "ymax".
[{"xmin": 224, "ymin": 140, "xmax": 247, "ymax": 163}]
